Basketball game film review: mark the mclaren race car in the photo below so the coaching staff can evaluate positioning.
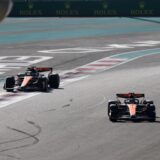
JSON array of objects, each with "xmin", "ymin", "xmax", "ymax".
[
  {"xmin": 108, "ymin": 93, "xmax": 156, "ymax": 122},
  {"xmin": 4, "ymin": 67, "xmax": 60, "ymax": 92}
]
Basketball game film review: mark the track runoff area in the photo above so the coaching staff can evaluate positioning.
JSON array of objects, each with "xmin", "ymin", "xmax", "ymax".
[{"xmin": 0, "ymin": 18, "xmax": 160, "ymax": 160}]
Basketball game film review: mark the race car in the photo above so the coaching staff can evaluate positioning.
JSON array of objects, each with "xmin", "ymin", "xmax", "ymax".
[
  {"xmin": 3, "ymin": 66, "xmax": 60, "ymax": 92},
  {"xmin": 108, "ymin": 93, "xmax": 156, "ymax": 122}
]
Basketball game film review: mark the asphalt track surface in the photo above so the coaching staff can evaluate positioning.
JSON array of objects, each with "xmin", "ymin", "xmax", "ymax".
[{"xmin": 0, "ymin": 18, "xmax": 160, "ymax": 160}]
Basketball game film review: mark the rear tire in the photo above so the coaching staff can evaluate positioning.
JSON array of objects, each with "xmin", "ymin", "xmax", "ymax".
[
  {"xmin": 41, "ymin": 78, "xmax": 48, "ymax": 92},
  {"xmin": 148, "ymin": 112, "xmax": 156, "ymax": 122},
  {"xmin": 49, "ymin": 74, "xmax": 60, "ymax": 89},
  {"xmin": 109, "ymin": 117, "xmax": 117, "ymax": 122},
  {"xmin": 4, "ymin": 76, "xmax": 15, "ymax": 92},
  {"xmin": 147, "ymin": 105, "xmax": 156, "ymax": 122}
]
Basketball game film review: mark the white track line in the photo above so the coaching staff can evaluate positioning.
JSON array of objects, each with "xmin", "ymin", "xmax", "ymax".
[{"xmin": 0, "ymin": 48, "xmax": 160, "ymax": 108}]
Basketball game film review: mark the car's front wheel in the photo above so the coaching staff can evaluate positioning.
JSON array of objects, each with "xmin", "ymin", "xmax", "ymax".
[
  {"xmin": 4, "ymin": 76, "xmax": 15, "ymax": 92},
  {"xmin": 108, "ymin": 104, "xmax": 118, "ymax": 122}
]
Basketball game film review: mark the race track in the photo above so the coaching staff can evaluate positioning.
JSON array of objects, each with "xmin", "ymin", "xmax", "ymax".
[{"xmin": 0, "ymin": 17, "xmax": 160, "ymax": 160}]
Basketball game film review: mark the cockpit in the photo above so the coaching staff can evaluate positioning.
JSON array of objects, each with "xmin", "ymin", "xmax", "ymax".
[
  {"xmin": 124, "ymin": 98, "xmax": 139, "ymax": 104},
  {"xmin": 25, "ymin": 70, "xmax": 39, "ymax": 77}
]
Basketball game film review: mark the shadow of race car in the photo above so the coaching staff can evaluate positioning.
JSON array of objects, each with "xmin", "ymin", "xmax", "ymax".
[
  {"xmin": 108, "ymin": 93, "xmax": 156, "ymax": 122},
  {"xmin": 4, "ymin": 67, "xmax": 60, "ymax": 92}
]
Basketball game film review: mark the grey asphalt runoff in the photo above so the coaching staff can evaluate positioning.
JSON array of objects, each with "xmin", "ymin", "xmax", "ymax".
[{"xmin": 0, "ymin": 18, "xmax": 160, "ymax": 160}]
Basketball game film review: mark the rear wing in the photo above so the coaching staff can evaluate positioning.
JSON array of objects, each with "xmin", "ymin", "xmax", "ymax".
[
  {"xmin": 35, "ymin": 67, "xmax": 53, "ymax": 72},
  {"xmin": 116, "ymin": 93, "xmax": 145, "ymax": 98}
]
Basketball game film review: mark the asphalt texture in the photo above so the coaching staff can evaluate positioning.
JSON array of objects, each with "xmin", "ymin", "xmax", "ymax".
[{"xmin": 0, "ymin": 17, "xmax": 160, "ymax": 160}]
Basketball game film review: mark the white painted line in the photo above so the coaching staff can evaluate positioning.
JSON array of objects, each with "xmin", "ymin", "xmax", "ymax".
[
  {"xmin": 0, "ymin": 64, "xmax": 7, "ymax": 68},
  {"xmin": 59, "ymin": 58, "xmax": 126, "ymax": 76},
  {"xmin": 61, "ymin": 76, "xmax": 89, "ymax": 86},
  {"xmin": 16, "ymin": 56, "xmax": 31, "ymax": 61},
  {"xmin": 0, "ymin": 56, "xmax": 53, "ymax": 75},
  {"xmin": 39, "ymin": 47, "xmax": 104, "ymax": 54},
  {"xmin": 136, "ymin": 41, "xmax": 160, "ymax": 45},
  {"xmin": 0, "ymin": 47, "xmax": 160, "ymax": 109},
  {"xmin": 38, "ymin": 40, "xmax": 160, "ymax": 54},
  {"xmin": 0, "ymin": 63, "xmax": 28, "ymax": 67},
  {"xmin": 0, "ymin": 57, "xmax": 9, "ymax": 60},
  {"xmin": 107, "ymin": 44, "xmax": 134, "ymax": 49},
  {"xmin": 28, "ymin": 56, "xmax": 53, "ymax": 64},
  {"xmin": 0, "ymin": 92, "xmax": 40, "ymax": 109},
  {"xmin": 0, "ymin": 68, "xmax": 11, "ymax": 71}
]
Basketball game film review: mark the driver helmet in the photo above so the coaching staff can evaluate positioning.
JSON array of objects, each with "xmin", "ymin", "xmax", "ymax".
[
  {"xmin": 27, "ymin": 66, "xmax": 36, "ymax": 72},
  {"xmin": 128, "ymin": 98, "xmax": 137, "ymax": 104},
  {"xmin": 26, "ymin": 66, "xmax": 38, "ymax": 76}
]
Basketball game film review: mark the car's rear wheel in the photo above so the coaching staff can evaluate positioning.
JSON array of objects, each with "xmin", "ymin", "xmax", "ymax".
[
  {"xmin": 147, "ymin": 105, "xmax": 156, "ymax": 122},
  {"xmin": 148, "ymin": 112, "xmax": 156, "ymax": 122},
  {"xmin": 147, "ymin": 103, "xmax": 156, "ymax": 122},
  {"xmin": 49, "ymin": 74, "xmax": 60, "ymax": 89},
  {"xmin": 4, "ymin": 76, "xmax": 15, "ymax": 92},
  {"xmin": 109, "ymin": 117, "xmax": 117, "ymax": 122},
  {"xmin": 41, "ymin": 78, "xmax": 48, "ymax": 92}
]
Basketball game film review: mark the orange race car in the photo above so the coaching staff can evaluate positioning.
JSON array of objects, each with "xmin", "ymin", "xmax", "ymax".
[
  {"xmin": 108, "ymin": 93, "xmax": 156, "ymax": 122},
  {"xmin": 4, "ymin": 66, "xmax": 60, "ymax": 92}
]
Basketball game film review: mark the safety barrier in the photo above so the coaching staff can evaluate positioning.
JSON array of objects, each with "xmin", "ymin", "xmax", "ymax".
[{"xmin": 9, "ymin": 0, "xmax": 160, "ymax": 17}]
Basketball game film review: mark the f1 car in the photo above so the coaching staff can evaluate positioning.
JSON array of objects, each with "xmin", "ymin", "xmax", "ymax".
[
  {"xmin": 108, "ymin": 93, "xmax": 156, "ymax": 122},
  {"xmin": 3, "ymin": 66, "xmax": 60, "ymax": 92}
]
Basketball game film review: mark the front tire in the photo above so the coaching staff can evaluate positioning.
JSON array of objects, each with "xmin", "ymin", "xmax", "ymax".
[
  {"xmin": 108, "ymin": 101, "xmax": 118, "ymax": 116},
  {"xmin": 108, "ymin": 104, "xmax": 118, "ymax": 122},
  {"xmin": 4, "ymin": 76, "xmax": 15, "ymax": 92}
]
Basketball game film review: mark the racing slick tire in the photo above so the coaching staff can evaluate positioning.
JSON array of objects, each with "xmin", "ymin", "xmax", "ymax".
[
  {"xmin": 4, "ymin": 76, "xmax": 15, "ymax": 92},
  {"xmin": 108, "ymin": 104, "xmax": 118, "ymax": 122},
  {"xmin": 49, "ymin": 74, "xmax": 60, "ymax": 89},
  {"xmin": 147, "ymin": 104, "xmax": 156, "ymax": 122},
  {"xmin": 144, "ymin": 100, "xmax": 154, "ymax": 105},
  {"xmin": 108, "ymin": 101, "xmax": 118, "ymax": 116},
  {"xmin": 41, "ymin": 78, "xmax": 48, "ymax": 92},
  {"xmin": 148, "ymin": 112, "xmax": 156, "ymax": 122}
]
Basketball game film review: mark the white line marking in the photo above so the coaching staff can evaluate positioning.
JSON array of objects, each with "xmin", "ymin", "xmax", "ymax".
[
  {"xmin": 39, "ymin": 47, "xmax": 103, "ymax": 54},
  {"xmin": 60, "ymin": 57, "xmax": 127, "ymax": 75},
  {"xmin": 0, "ymin": 57, "xmax": 9, "ymax": 60},
  {"xmin": 16, "ymin": 56, "xmax": 31, "ymax": 61},
  {"xmin": 0, "ymin": 56, "xmax": 53, "ymax": 74},
  {"xmin": 107, "ymin": 44, "xmax": 134, "ymax": 49},
  {"xmin": 0, "ymin": 47, "xmax": 160, "ymax": 109},
  {"xmin": 0, "ymin": 63, "xmax": 28, "ymax": 67},
  {"xmin": 38, "ymin": 40, "xmax": 160, "ymax": 54},
  {"xmin": 0, "ymin": 92, "xmax": 40, "ymax": 109},
  {"xmin": 0, "ymin": 68, "xmax": 10, "ymax": 71},
  {"xmin": 28, "ymin": 56, "xmax": 53, "ymax": 64},
  {"xmin": 61, "ymin": 76, "xmax": 89, "ymax": 86}
]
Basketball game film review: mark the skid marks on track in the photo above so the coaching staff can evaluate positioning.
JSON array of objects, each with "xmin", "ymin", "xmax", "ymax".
[{"xmin": 0, "ymin": 121, "xmax": 41, "ymax": 159}]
